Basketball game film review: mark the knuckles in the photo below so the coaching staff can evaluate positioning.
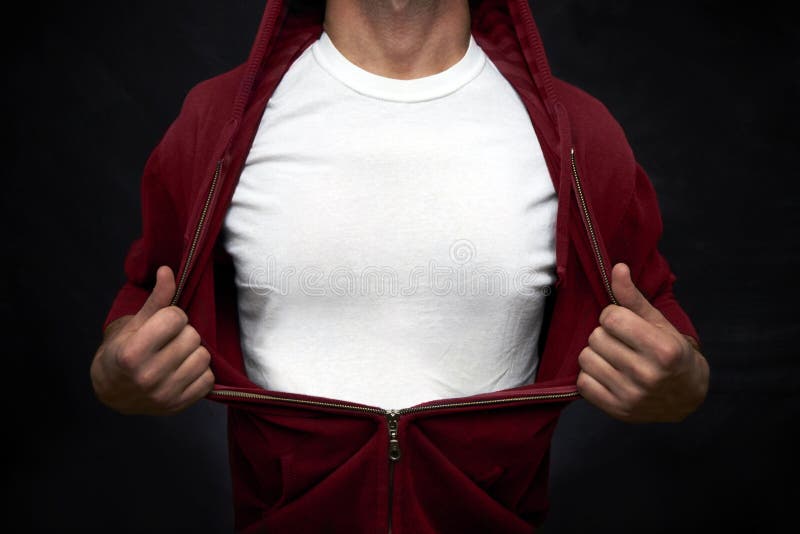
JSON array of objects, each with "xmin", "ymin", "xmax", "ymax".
[
  {"xmin": 576, "ymin": 371, "xmax": 590, "ymax": 395},
  {"xmin": 636, "ymin": 365, "xmax": 666, "ymax": 390},
  {"xmin": 599, "ymin": 306, "xmax": 625, "ymax": 331},
  {"xmin": 184, "ymin": 345, "xmax": 211, "ymax": 371},
  {"xmin": 588, "ymin": 326, "xmax": 604, "ymax": 347},
  {"xmin": 577, "ymin": 347, "xmax": 593, "ymax": 368},
  {"xmin": 199, "ymin": 369, "xmax": 216, "ymax": 392},
  {"xmin": 106, "ymin": 306, "xmax": 216, "ymax": 413},
  {"xmin": 133, "ymin": 368, "xmax": 161, "ymax": 391},
  {"xmin": 148, "ymin": 388, "xmax": 173, "ymax": 408},
  {"xmin": 652, "ymin": 336, "xmax": 685, "ymax": 370},
  {"xmin": 160, "ymin": 306, "xmax": 189, "ymax": 330},
  {"xmin": 182, "ymin": 325, "xmax": 202, "ymax": 349},
  {"xmin": 115, "ymin": 346, "xmax": 139, "ymax": 373},
  {"xmin": 195, "ymin": 346, "xmax": 211, "ymax": 367},
  {"xmin": 619, "ymin": 387, "xmax": 645, "ymax": 409}
]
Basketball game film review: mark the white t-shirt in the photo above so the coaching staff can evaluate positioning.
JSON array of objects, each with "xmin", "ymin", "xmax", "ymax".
[{"xmin": 220, "ymin": 31, "xmax": 557, "ymax": 410}]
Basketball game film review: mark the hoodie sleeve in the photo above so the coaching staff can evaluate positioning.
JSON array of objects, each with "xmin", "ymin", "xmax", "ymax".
[
  {"xmin": 100, "ymin": 137, "xmax": 186, "ymax": 334},
  {"xmin": 99, "ymin": 62, "xmax": 245, "ymax": 337},
  {"xmin": 610, "ymin": 161, "xmax": 702, "ymax": 351}
]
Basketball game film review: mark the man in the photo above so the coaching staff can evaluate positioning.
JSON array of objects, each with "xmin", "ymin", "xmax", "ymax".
[{"xmin": 91, "ymin": 0, "xmax": 709, "ymax": 532}]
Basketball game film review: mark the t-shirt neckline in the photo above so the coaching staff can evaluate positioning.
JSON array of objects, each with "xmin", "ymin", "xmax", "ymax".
[{"xmin": 311, "ymin": 30, "xmax": 486, "ymax": 103}]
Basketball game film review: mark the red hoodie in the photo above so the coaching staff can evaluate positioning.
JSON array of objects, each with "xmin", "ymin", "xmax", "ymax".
[{"xmin": 101, "ymin": 1, "xmax": 701, "ymax": 532}]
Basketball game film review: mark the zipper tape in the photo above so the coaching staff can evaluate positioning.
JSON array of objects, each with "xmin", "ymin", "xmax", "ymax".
[
  {"xmin": 569, "ymin": 147, "xmax": 618, "ymax": 305},
  {"xmin": 208, "ymin": 386, "xmax": 580, "ymax": 419}
]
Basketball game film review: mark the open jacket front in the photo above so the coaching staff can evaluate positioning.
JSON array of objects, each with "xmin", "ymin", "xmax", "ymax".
[{"xmin": 101, "ymin": 1, "xmax": 701, "ymax": 532}]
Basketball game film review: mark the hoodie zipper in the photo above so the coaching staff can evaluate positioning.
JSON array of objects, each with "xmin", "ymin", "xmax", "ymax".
[
  {"xmin": 169, "ymin": 0, "xmax": 283, "ymax": 309},
  {"xmin": 183, "ymin": 5, "xmax": 608, "ymax": 531},
  {"xmin": 209, "ymin": 387, "xmax": 579, "ymax": 532},
  {"xmin": 171, "ymin": 159, "xmax": 224, "ymax": 306},
  {"xmin": 569, "ymin": 147, "xmax": 618, "ymax": 305},
  {"xmin": 199, "ymin": 151, "xmax": 608, "ymax": 530},
  {"xmin": 386, "ymin": 409, "xmax": 401, "ymax": 533}
]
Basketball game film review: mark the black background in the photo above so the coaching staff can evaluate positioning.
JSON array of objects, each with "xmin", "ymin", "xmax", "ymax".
[{"xmin": 4, "ymin": 1, "xmax": 798, "ymax": 532}]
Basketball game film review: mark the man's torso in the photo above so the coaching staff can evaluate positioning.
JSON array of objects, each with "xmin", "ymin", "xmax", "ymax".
[{"xmin": 220, "ymin": 30, "xmax": 558, "ymax": 409}]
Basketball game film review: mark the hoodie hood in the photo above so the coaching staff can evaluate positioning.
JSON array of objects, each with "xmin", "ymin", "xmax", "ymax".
[{"xmin": 232, "ymin": 1, "xmax": 562, "ymax": 125}]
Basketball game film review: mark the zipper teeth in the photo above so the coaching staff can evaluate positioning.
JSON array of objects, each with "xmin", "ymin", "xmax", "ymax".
[
  {"xmin": 209, "ymin": 389, "xmax": 385, "ymax": 415},
  {"xmin": 569, "ymin": 147, "xmax": 617, "ymax": 305},
  {"xmin": 212, "ymin": 386, "xmax": 579, "ymax": 534},
  {"xmin": 171, "ymin": 159, "xmax": 224, "ymax": 307},
  {"xmin": 209, "ymin": 389, "xmax": 580, "ymax": 415},
  {"xmin": 172, "ymin": 0, "xmax": 281, "ymax": 305},
  {"xmin": 398, "ymin": 391, "xmax": 580, "ymax": 415}
]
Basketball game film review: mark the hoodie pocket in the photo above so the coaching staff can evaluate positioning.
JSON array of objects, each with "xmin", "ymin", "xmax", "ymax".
[
  {"xmin": 393, "ymin": 394, "xmax": 575, "ymax": 532},
  {"xmin": 225, "ymin": 397, "xmax": 386, "ymax": 532}
]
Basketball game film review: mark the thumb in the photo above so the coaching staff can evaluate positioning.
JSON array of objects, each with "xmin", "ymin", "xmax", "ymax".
[
  {"xmin": 611, "ymin": 262, "xmax": 663, "ymax": 324},
  {"xmin": 130, "ymin": 265, "xmax": 177, "ymax": 329}
]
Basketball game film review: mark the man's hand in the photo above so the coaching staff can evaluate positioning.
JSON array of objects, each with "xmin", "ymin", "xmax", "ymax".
[
  {"xmin": 577, "ymin": 263, "xmax": 709, "ymax": 423},
  {"xmin": 90, "ymin": 265, "xmax": 215, "ymax": 415}
]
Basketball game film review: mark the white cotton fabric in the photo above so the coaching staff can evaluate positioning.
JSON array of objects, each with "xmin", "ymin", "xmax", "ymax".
[{"xmin": 220, "ymin": 31, "xmax": 558, "ymax": 409}]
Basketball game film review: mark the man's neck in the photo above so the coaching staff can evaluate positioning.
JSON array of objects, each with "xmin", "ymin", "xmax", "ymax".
[{"xmin": 322, "ymin": 0, "xmax": 471, "ymax": 79}]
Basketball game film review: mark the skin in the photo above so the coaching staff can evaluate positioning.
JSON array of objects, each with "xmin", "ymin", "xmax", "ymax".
[
  {"xmin": 577, "ymin": 263, "xmax": 710, "ymax": 423},
  {"xmin": 91, "ymin": 1, "xmax": 710, "ymax": 420},
  {"xmin": 323, "ymin": 0, "xmax": 471, "ymax": 79},
  {"xmin": 90, "ymin": 266, "xmax": 214, "ymax": 415}
]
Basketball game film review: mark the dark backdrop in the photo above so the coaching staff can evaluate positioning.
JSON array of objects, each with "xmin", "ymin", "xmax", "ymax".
[{"xmin": 4, "ymin": 1, "xmax": 798, "ymax": 532}]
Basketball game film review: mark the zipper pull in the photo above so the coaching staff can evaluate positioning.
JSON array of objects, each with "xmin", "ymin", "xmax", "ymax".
[{"xmin": 387, "ymin": 410, "xmax": 401, "ymax": 462}]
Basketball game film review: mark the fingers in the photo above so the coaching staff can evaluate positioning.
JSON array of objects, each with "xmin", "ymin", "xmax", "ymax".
[
  {"xmin": 169, "ymin": 345, "xmax": 212, "ymax": 394},
  {"xmin": 97, "ymin": 270, "xmax": 217, "ymax": 415},
  {"xmin": 175, "ymin": 368, "xmax": 216, "ymax": 410},
  {"xmin": 583, "ymin": 266, "xmax": 706, "ymax": 424},
  {"xmin": 576, "ymin": 370, "xmax": 626, "ymax": 418},
  {"xmin": 609, "ymin": 263, "xmax": 665, "ymax": 325},
  {"xmin": 153, "ymin": 322, "xmax": 204, "ymax": 373},
  {"xmin": 578, "ymin": 346, "xmax": 637, "ymax": 401},
  {"xmin": 129, "ymin": 265, "xmax": 177, "ymax": 330},
  {"xmin": 145, "ymin": 347, "xmax": 214, "ymax": 415},
  {"xmin": 123, "ymin": 343, "xmax": 213, "ymax": 415},
  {"xmin": 129, "ymin": 306, "xmax": 190, "ymax": 358},
  {"xmin": 598, "ymin": 304, "xmax": 663, "ymax": 356},
  {"xmin": 587, "ymin": 326, "xmax": 662, "ymax": 389},
  {"xmin": 114, "ymin": 316, "xmax": 209, "ymax": 396},
  {"xmin": 577, "ymin": 360, "xmax": 649, "ymax": 422},
  {"xmin": 121, "ymin": 323, "xmax": 202, "ymax": 385}
]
